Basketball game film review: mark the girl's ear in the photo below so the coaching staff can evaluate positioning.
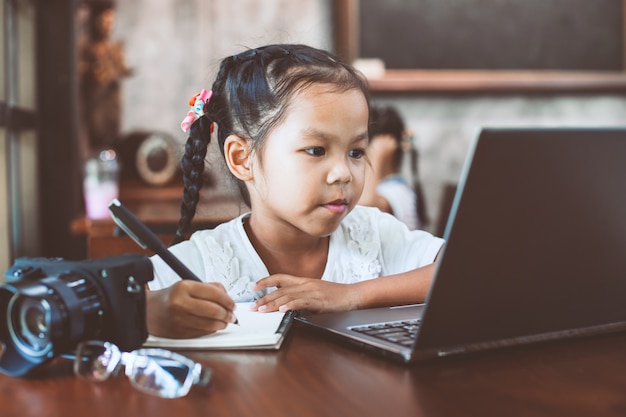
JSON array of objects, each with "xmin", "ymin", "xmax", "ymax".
[{"xmin": 224, "ymin": 134, "xmax": 253, "ymax": 181}]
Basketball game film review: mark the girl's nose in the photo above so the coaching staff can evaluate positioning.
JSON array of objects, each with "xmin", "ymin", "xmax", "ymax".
[{"xmin": 326, "ymin": 158, "xmax": 353, "ymax": 184}]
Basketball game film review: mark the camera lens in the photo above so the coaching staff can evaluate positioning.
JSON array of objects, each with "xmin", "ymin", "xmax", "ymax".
[
  {"xmin": 0, "ymin": 255, "xmax": 153, "ymax": 377},
  {"xmin": 7, "ymin": 295, "xmax": 53, "ymax": 357},
  {"xmin": 24, "ymin": 302, "xmax": 49, "ymax": 339}
]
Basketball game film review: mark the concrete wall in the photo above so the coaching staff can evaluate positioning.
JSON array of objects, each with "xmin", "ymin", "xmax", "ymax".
[
  {"xmin": 372, "ymin": 94, "xmax": 626, "ymax": 232},
  {"xmin": 115, "ymin": 0, "xmax": 332, "ymax": 141}
]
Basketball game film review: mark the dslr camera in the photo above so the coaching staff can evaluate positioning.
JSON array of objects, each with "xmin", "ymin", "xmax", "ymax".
[{"xmin": 0, "ymin": 254, "xmax": 153, "ymax": 377}]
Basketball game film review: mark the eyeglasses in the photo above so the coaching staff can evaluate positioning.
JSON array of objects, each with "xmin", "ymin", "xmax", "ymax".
[{"xmin": 73, "ymin": 340, "xmax": 211, "ymax": 398}]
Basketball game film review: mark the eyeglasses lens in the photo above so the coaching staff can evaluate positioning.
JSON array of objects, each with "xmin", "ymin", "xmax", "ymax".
[
  {"xmin": 73, "ymin": 342, "xmax": 206, "ymax": 399},
  {"xmin": 127, "ymin": 355, "xmax": 193, "ymax": 398},
  {"xmin": 74, "ymin": 342, "xmax": 118, "ymax": 381}
]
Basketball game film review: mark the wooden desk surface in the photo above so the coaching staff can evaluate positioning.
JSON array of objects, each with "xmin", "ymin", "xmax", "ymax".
[{"xmin": 2, "ymin": 323, "xmax": 626, "ymax": 417}]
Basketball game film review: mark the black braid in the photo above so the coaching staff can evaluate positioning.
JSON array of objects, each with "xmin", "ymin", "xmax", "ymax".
[
  {"xmin": 170, "ymin": 60, "xmax": 234, "ymax": 245},
  {"xmin": 170, "ymin": 115, "xmax": 211, "ymax": 245},
  {"xmin": 410, "ymin": 146, "xmax": 430, "ymax": 228}
]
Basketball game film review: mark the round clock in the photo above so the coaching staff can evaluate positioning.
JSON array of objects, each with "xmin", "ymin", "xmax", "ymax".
[{"xmin": 134, "ymin": 132, "xmax": 180, "ymax": 186}]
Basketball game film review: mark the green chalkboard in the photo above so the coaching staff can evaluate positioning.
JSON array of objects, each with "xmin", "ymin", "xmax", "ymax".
[{"xmin": 359, "ymin": 0, "xmax": 623, "ymax": 70}]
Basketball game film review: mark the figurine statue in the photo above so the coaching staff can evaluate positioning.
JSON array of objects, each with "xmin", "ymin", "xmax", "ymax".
[{"xmin": 79, "ymin": 1, "xmax": 131, "ymax": 151}]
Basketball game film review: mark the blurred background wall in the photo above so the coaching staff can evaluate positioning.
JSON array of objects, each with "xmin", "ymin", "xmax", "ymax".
[
  {"xmin": 110, "ymin": 0, "xmax": 626, "ymax": 234},
  {"xmin": 3, "ymin": 0, "xmax": 626, "ymax": 273},
  {"xmin": 115, "ymin": 0, "xmax": 333, "ymax": 146}
]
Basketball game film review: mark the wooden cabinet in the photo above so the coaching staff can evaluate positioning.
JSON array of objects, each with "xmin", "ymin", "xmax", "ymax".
[{"xmin": 72, "ymin": 180, "xmax": 247, "ymax": 258}]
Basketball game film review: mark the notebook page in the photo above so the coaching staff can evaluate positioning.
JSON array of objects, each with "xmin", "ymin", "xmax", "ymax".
[{"xmin": 143, "ymin": 302, "xmax": 288, "ymax": 349}]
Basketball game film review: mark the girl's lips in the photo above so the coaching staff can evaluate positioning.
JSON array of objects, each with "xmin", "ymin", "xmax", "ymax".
[{"xmin": 323, "ymin": 199, "xmax": 348, "ymax": 214}]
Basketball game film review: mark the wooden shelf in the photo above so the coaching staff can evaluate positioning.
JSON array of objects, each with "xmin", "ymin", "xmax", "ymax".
[
  {"xmin": 118, "ymin": 178, "xmax": 184, "ymax": 201},
  {"xmin": 72, "ymin": 181, "xmax": 249, "ymax": 258},
  {"xmin": 366, "ymin": 70, "xmax": 626, "ymax": 94}
]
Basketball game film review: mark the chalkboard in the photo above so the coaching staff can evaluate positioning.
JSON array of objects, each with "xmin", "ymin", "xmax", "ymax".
[{"xmin": 359, "ymin": 0, "xmax": 624, "ymax": 71}]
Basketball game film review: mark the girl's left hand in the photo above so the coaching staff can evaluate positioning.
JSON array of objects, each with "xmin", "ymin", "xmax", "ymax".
[{"xmin": 251, "ymin": 274, "xmax": 361, "ymax": 313}]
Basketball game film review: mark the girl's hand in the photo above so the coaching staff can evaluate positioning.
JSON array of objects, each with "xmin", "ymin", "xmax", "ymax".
[
  {"xmin": 146, "ymin": 280, "xmax": 237, "ymax": 339},
  {"xmin": 251, "ymin": 275, "xmax": 361, "ymax": 313}
]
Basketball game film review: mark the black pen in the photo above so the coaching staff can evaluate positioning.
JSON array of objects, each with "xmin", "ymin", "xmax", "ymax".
[{"xmin": 108, "ymin": 199, "xmax": 239, "ymax": 325}]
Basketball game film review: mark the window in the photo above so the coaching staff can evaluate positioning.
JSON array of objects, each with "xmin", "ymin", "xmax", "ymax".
[{"xmin": 1, "ymin": 0, "xmax": 39, "ymax": 274}]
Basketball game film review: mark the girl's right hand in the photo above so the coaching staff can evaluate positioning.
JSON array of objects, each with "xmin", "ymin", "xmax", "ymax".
[{"xmin": 146, "ymin": 280, "xmax": 237, "ymax": 339}]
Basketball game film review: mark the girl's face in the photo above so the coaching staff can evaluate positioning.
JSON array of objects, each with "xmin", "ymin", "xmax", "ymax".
[{"xmin": 247, "ymin": 84, "xmax": 369, "ymax": 238}]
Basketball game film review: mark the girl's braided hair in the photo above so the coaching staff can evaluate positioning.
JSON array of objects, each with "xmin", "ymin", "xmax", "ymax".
[{"xmin": 171, "ymin": 44, "xmax": 370, "ymax": 245}]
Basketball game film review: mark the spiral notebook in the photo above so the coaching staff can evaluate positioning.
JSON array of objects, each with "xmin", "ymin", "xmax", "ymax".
[{"xmin": 144, "ymin": 302, "xmax": 296, "ymax": 350}]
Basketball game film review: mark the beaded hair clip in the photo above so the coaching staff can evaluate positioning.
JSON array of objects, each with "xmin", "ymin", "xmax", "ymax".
[{"xmin": 180, "ymin": 89, "xmax": 213, "ymax": 133}]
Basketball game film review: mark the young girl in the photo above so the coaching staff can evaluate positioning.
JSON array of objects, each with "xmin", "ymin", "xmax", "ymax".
[
  {"xmin": 358, "ymin": 105, "xmax": 430, "ymax": 230},
  {"xmin": 359, "ymin": 105, "xmax": 417, "ymax": 229},
  {"xmin": 147, "ymin": 44, "xmax": 445, "ymax": 339}
]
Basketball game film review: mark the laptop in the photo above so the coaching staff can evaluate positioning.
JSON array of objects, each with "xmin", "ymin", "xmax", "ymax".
[{"xmin": 296, "ymin": 127, "xmax": 626, "ymax": 363}]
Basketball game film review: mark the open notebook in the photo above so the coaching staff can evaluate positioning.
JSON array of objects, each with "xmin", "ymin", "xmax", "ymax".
[
  {"xmin": 106, "ymin": 201, "xmax": 295, "ymax": 351},
  {"xmin": 144, "ymin": 302, "xmax": 296, "ymax": 350}
]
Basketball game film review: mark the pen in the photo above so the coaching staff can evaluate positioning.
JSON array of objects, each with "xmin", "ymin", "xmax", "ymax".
[{"xmin": 108, "ymin": 199, "xmax": 239, "ymax": 325}]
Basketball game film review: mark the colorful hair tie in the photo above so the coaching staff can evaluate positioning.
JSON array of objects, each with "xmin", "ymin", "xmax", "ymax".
[{"xmin": 180, "ymin": 89, "xmax": 213, "ymax": 133}]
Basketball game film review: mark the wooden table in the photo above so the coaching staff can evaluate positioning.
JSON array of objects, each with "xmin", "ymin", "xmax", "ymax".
[{"xmin": 2, "ymin": 322, "xmax": 626, "ymax": 417}]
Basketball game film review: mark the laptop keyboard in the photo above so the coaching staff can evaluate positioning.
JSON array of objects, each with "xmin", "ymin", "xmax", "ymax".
[{"xmin": 350, "ymin": 319, "xmax": 421, "ymax": 347}]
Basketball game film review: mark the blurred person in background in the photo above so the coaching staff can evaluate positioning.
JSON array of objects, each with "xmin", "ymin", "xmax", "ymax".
[{"xmin": 359, "ymin": 105, "xmax": 429, "ymax": 230}]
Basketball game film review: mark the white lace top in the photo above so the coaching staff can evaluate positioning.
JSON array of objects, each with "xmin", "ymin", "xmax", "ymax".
[{"xmin": 148, "ymin": 206, "xmax": 444, "ymax": 302}]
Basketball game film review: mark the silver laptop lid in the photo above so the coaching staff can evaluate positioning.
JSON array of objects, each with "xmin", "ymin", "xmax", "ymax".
[{"xmin": 414, "ymin": 128, "xmax": 626, "ymax": 358}]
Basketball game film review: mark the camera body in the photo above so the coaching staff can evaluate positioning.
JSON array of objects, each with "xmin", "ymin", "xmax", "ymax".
[{"xmin": 0, "ymin": 254, "xmax": 153, "ymax": 376}]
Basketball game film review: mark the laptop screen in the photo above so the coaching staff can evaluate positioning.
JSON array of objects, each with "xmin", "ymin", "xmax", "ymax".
[{"xmin": 415, "ymin": 128, "xmax": 626, "ymax": 352}]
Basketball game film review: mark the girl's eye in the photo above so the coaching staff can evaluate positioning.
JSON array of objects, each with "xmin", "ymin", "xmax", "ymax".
[
  {"xmin": 304, "ymin": 147, "xmax": 326, "ymax": 157},
  {"xmin": 349, "ymin": 149, "xmax": 366, "ymax": 159}
]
